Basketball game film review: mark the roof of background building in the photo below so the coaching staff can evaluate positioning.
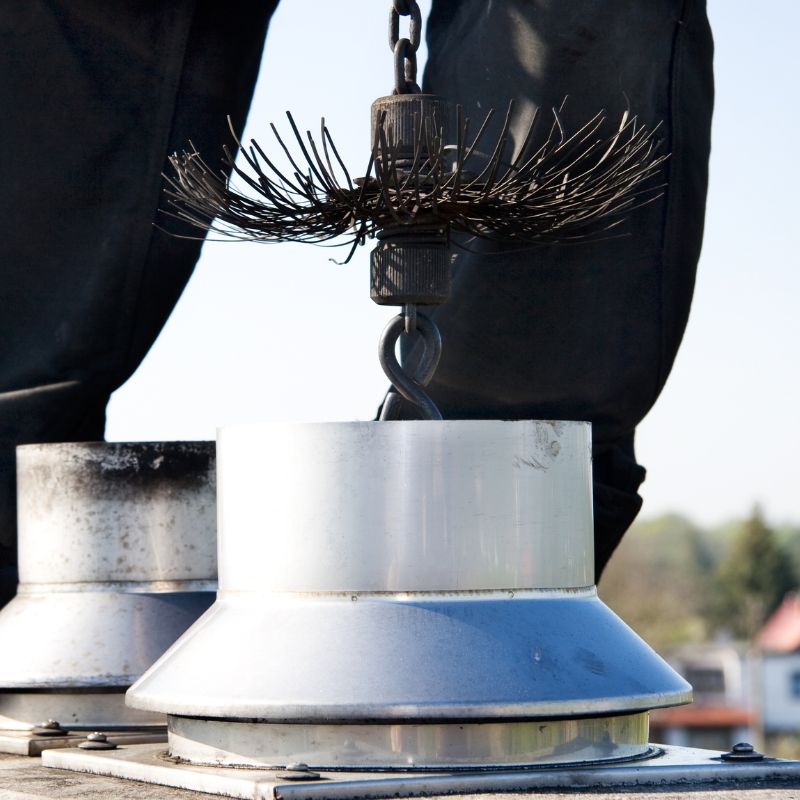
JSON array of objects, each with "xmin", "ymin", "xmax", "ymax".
[
  {"xmin": 650, "ymin": 704, "xmax": 754, "ymax": 728},
  {"xmin": 758, "ymin": 592, "xmax": 800, "ymax": 653}
]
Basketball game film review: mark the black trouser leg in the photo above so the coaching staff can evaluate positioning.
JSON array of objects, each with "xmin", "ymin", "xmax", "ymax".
[
  {"xmin": 418, "ymin": 0, "xmax": 714, "ymax": 577},
  {"xmin": 0, "ymin": 1, "xmax": 277, "ymax": 603}
]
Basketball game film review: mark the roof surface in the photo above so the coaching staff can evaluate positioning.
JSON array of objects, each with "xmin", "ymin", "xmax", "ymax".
[
  {"xmin": 758, "ymin": 592, "xmax": 800, "ymax": 653},
  {"xmin": 651, "ymin": 704, "xmax": 754, "ymax": 727}
]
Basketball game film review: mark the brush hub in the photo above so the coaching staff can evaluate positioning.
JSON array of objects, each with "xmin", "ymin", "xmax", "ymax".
[
  {"xmin": 371, "ymin": 228, "xmax": 450, "ymax": 305},
  {"xmin": 371, "ymin": 93, "xmax": 450, "ymax": 165}
]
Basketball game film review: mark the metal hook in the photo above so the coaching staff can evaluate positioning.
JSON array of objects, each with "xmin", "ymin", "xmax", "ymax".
[{"xmin": 378, "ymin": 310, "xmax": 442, "ymax": 420}]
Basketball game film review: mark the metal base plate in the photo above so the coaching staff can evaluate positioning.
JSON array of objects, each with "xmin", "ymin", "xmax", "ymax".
[
  {"xmin": 0, "ymin": 729, "xmax": 166, "ymax": 757},
  {"xmin": 43, "ymin": 744, "xmax": 800, "ymax": 799}
]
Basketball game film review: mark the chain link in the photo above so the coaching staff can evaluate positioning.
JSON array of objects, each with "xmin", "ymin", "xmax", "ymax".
[
  {"xmin": 388, "ymin": 0, "xmax": 422, "ymax": 94},
  {"xmin": 378, "ymin": 310, "xmax": 443, "ymax": 420}
]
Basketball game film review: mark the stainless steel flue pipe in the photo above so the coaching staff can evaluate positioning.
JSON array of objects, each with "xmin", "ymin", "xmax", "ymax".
[
  {"xmin": 128, "ymin": 421, "xmax": 690, "ymax": 769},
  {"xmin": 0, "ymin": 442, "xmax": 217, "ymax": 732}
]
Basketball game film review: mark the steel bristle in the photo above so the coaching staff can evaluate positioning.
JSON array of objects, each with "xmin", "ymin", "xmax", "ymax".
[{"xmin": 164, "ymin": 104, "xmax": 665, "ymax": 263}]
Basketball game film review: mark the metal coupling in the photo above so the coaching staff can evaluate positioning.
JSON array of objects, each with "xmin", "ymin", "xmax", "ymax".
[
  {"xmin": 370, "ymin": 94, "xmax": 453, "ymax": 306},
  {"xmin": 371, "ymin": 229, "xmax": 451, "ymax": 306},
  {"xmin": 371, "ymin": 94, "xmax": 449, "ymax": 166}
]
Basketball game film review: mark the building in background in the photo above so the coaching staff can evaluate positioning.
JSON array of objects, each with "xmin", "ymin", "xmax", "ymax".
[
  {"xmin": 650, "ymin": 642, "xmax": 755, "ymax": 751},
  {"xmin": 757, "ymin": 592, "xmax": 800, "ymax": 755},
  {"xmin": 649, "ymin": 593, "xmax": 800, "ymax": 756}
]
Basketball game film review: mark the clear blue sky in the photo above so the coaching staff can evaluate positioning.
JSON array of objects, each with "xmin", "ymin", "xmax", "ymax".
[{"xmin": 106, "ymin": 0, "xmax": 800, "ymax": 528}]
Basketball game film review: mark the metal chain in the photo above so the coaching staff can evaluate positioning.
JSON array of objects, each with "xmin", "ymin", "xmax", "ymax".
[
  {"xmin": 380, "ymin": 2, "xmax": 437, "ymax": 416},
  {"xmin": 389, "ymin": 0, "xmax": 422, "ymax": 94}
]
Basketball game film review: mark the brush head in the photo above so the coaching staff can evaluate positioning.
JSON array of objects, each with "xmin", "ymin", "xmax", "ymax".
[{"xmin": 164, "ymin": 97, "xmax": 666, "ymax": 263}]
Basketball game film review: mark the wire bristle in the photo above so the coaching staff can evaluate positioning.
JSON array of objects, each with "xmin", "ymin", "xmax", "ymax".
[{"xmin": 164, "ymin": 105, "xmax": 666, "ymax": 262}]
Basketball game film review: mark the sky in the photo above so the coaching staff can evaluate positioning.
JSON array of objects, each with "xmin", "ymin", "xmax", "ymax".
[{"xmin": 106, "ymin": 0, "xmax": 800, "ymax": 529}]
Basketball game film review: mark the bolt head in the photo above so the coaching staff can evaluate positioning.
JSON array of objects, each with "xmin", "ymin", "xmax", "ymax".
[
  {"xmin": 275, "ymin": 762, "xmax": 321, "ymax": 781},
  {"xmin": 721, "ymin": 741, "xmax": 764, "ymax": 762},
  {"xmin": 32, "ymin": 720, "xmax": 67, "ymax": 736},
  {"xmin": 78, "ymin": 732, "xmax": 117, "ymax": 751}
]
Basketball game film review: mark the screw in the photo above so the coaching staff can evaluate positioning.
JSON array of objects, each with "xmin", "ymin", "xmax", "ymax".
[
  {"xmin": 275, "ymin": 762, "xmax": 321, "ymax": 781},
  {"xmin": 78, "ymin": 732, "xmax": 118, "ymax": 751},
  {"xmin": 720, "ymin": 742, "xmax": 765, "ymax": 762},
  {"xmin": 32, "ymin": 719, "xmax": 67, "ymax": 737}
]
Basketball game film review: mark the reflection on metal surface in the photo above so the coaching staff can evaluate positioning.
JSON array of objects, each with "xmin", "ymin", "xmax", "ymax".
[
  {"xmin": 167, "ymin": 712, "xmax": 650, "ymax": 769},
  {"xmin": 213, "ymin": 421, "xmax": 594, "ymax": 592},
  {"xmin": 128, "ymin": 590, "xmax": 691, "ymax": 722},
  {"xmin": 42, "ymin": 743, "xmax": 800, "ymax": 798},
  {"xmin": 0, "ymin": 591, "xmax": 215, "ymax": 691}
]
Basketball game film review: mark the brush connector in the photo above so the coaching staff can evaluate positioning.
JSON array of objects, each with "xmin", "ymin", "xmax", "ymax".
[
  {"xmin": 370, "ymin": 233, "xmax": 451, "ymax": 306},
  {"xmin": 371, "ymin": 94, "xmax": 450, "ymax": 164}
]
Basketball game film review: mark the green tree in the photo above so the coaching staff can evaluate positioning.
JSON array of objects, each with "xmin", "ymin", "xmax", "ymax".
[
  {"xmin": 599, "ymin": 514, "xmax": 715, "ymax": 652},
  {"xmin": 774, "ymin": 522, "xmax": 800, "ymax": 580},
  {"xmin": 711, "ymin": 506, "xmax": 796, "ymax": 640}
]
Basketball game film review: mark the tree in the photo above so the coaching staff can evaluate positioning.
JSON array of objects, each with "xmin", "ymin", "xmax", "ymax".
[
  {"xmin": 599, "ymin": 514, "xmax": 715, "ymax": 652},
  {"xmin": 711, "ymin": 506, "xmax": 797, "ymax": 640}
]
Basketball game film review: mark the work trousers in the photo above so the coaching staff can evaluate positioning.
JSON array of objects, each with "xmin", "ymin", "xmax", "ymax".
[{"xmin": 0, "ymin": 1, "xmax": 714, "ymax": 605}]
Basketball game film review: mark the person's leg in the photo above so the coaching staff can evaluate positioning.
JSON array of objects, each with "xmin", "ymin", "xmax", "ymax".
[
  {"xmin": 0, "ymin": 0, "xmax": 277, "ymax": 605},
  {"xmin": 421, "ymin": 0, "xmax": 714, "ymax": 577}
]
